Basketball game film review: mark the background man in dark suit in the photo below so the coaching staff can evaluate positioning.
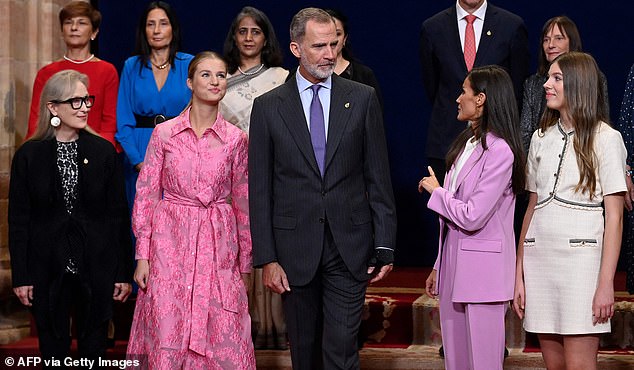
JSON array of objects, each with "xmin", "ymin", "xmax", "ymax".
[
  {"xmin": 420, "ymin": 0, "xmax": 530, "ymax": 184},
  {"xmin": 249, "ymin": 7, "xmax": 397, "ymax": 369}
]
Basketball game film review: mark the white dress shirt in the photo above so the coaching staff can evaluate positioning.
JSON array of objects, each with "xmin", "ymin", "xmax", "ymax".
[
  {"xmin": 295, "ymin": 67, "xmax": 332, "ymax": 139},
  {"xmin": 456, "ymin": 0, "xmax": 488, "ymax": 53}
]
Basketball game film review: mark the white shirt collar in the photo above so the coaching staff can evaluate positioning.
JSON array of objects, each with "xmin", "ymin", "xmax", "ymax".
[
  {"xmin": 456, "ymin": 0, "xmax": 487, "ymax": 21},
  {"xmin": 295, "ymin": 67, "xmax": 332, "ymax": 93}
]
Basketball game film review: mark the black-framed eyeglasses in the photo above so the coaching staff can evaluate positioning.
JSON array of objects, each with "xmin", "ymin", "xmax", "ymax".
[{"xmin": 51, "ymin": 95, "xmax": 95, "ymax": 110}]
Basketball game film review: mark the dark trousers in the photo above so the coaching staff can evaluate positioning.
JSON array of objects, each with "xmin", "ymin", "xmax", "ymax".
[
  {"xmin": 283, "ymin": 226, "xmax": 368, "ymax": 370},
  {"xmin": 35, "ymin": 273, "xmax": 108, "ymax": 369}
]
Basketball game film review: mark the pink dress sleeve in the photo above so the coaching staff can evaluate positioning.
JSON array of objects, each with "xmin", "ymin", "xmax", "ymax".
[
  {"xmin": 231, "ymin": 132, "xmax": 252, "ymax": 273},
  {"xmin": 132, "ymin": 127, "xmax": 165, "ymax": 260}
]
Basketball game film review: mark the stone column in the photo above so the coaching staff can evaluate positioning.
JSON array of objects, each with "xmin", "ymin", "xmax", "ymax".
[{"xmin": 0, "ymin": 0, "xmax": 66, "ymax": 344}]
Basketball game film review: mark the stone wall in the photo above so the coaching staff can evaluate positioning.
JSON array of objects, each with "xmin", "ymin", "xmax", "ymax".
[{"xmin": 0, "ymin": 0, "xmax": 67, "ymax": 344}]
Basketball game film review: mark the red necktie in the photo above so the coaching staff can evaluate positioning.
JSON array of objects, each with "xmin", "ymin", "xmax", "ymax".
[{"xmin": 464, "ymin": 14, "xmax": 477, "ymax": 71}]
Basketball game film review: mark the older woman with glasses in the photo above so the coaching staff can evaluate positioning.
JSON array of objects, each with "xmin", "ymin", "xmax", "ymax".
[{"xmin": 10, "ymin": 70, "xmax": 132, "ymax": 364}]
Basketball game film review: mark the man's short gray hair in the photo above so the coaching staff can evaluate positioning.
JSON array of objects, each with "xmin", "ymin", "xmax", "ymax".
[{"xmin": 289, "ymin": 7, "xmax": 334, "ymax": 43}]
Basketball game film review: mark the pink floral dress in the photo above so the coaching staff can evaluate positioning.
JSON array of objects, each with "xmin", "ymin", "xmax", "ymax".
[{"xmin": 126, "ymin": 109, "xmax": 254, "ymax": 369}]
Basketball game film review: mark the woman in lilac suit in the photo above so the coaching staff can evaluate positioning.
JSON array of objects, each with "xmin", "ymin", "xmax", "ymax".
[{"xmin": 418, "ymin": 65, "xmax": 526, "ymax": 370}]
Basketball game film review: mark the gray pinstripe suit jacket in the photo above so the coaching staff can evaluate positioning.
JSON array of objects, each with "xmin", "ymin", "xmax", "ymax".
[{"xmin": 248, "ymin": 73, "xmax": 397, "ymax": 285}]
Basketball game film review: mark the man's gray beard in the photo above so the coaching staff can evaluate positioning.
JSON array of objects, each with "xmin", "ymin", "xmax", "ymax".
[{"xmin": 301, "ymin": 59, "xmax": 334, "ymax": 80}]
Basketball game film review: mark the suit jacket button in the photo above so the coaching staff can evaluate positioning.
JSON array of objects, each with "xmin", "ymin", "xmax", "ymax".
[
  {"xmin": 321, "ymin": 191, "xmax": 326, "ymax": 197},
  {"xmin": 319, "ymin": 218, "xmax": 325, "ymax": 223}
]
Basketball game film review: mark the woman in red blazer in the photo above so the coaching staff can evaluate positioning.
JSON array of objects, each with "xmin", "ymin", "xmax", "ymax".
[{"xmin": 418, "ymin": 65, "xmax": 526, "ymax": 370}]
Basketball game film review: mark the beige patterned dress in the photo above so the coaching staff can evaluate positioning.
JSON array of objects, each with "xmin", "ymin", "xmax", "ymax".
[{"xmin": 523, "ymin": 121, "xmax": 626, "ymax": 334}]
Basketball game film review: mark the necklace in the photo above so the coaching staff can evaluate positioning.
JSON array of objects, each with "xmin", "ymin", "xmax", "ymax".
[
  {"xmin": 238, "ymin": 64, "xmax": 264, "ymax": 76},
  {"xmin": 63, "ymin": 54, "xmax": 94, "ymax": 64},
  {"xmin": 151, "ymin": 59, "xmax": 170, "ymax": 70}
]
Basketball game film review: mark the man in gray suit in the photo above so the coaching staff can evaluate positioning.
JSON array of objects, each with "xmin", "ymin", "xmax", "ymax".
[{"xmin": 249, "ymin": 7, "xmax": 397, "ymax": 369}]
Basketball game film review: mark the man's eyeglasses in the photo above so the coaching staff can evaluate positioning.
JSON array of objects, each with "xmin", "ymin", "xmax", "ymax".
[{"xmin": 51, "ymin": 95, "xmax": 95, "ymax": 110}]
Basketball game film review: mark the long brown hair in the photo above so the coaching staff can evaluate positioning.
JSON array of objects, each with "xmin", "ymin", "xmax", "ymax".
[
  {"xmin": 446, "ymin": 66, "xmax": 526, "ymax": 194},
  {"xmin": 30, "ymin": 70, "xmax": 89, "ymax": 141},
  {"xmin": 539, "ymin": 52, "xmax": 604, "ymax": 198}
]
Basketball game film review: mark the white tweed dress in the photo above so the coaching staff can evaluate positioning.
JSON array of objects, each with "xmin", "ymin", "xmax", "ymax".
[{"xmin": 523, "ymin": 121, "xmax": 627, "ymax": 334}]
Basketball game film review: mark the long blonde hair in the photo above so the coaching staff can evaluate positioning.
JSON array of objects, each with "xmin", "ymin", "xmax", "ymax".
[
  {"xmin": 539, "ymin": 52, "xmax": 605, "ymax": 199},
  {"xmin": 30, "ymin": 70, "xmax": 91, "ymax": 141}
]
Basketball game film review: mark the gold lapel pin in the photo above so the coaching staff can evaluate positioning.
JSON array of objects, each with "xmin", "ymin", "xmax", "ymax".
[
  {"xmin": 486, "ymin": 30, "xmax": 492, "ymax": 36},
  {"xmin": 344, "ymin": 102, "xmax": 350, "ymax": 108},
  {"xmin": 83, "ymin": 158, "xmax": 88, "ymax": 164}
]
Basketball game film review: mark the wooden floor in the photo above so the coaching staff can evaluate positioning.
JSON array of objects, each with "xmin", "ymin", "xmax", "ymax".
[{"xmin": 256, "ymin": 346, "xmax": 634, "ymax": 370}]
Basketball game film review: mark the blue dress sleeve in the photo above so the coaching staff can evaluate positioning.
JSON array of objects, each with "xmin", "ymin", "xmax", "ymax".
[{"xmin": 116, "ymin": 57, "xmax": 144, "ymax": 166}]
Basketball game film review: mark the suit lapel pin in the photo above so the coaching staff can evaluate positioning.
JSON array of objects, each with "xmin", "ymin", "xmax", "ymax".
[
  {"xmin": 83, "ymin": 158, "xmax": 88, "ymax": 164},
  {"xmin": 344, "ymin": 102, "xmax": 350, "ymax": 108},
  {"xmin": 486, "ymin": 30, "xmax": 492, "ymax": 36}
]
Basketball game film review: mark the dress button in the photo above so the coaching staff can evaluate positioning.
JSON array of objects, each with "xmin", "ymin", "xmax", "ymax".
[{"xmin": 554, "ymin": 173, "xmax": 557, "ymax": 177}]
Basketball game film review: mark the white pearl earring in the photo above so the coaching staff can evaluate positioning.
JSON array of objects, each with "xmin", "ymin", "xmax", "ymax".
[{"xmin": 50, "ymin": 116, "xmax": 61, "ymax": 127}]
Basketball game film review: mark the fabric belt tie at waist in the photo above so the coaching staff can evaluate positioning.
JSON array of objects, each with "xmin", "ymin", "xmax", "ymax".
[
  {"xmin": 163, "ymin": 190, "xmax": 227, "ymax": 209},
  {"xmin": 134, "ymin": 113, "xmax": 175, "ymax": 128}
]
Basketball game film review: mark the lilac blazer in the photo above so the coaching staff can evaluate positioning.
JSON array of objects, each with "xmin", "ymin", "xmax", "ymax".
[{"xmin": 428, "ymin": 133, "xmax": 516, "ymax": 303}]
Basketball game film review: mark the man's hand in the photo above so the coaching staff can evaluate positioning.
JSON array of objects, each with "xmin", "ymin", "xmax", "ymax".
[
  {"xmin": 113, "ymin": 283, "xmax": 132, "ymax": 302},
  {"xmin": 367, "ymin": 248, "xmax": 394, "ymax": 283},
  {"xmin": 13, "ymin": 286, "xmax": 33, "ymax": 307},
  {"xmin": 263, "ymin": 262, "xmax": 291, "ymax": 294}
]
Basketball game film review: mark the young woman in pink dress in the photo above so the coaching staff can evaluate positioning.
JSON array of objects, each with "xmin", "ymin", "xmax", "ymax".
[{"xmin": 126, "ymin": 51, "xmax": 254, "ymax": 369}]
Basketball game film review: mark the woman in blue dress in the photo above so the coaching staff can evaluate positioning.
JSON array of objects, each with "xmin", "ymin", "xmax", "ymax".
[{"xmin": 116, "ymin": 1, "xmax": 193, "ymax": 209}]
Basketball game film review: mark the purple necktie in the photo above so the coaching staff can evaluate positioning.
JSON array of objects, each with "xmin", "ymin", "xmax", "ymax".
[{"xmin": 310, "ymin": 85, "xmax": 326, "ymax": 175}]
